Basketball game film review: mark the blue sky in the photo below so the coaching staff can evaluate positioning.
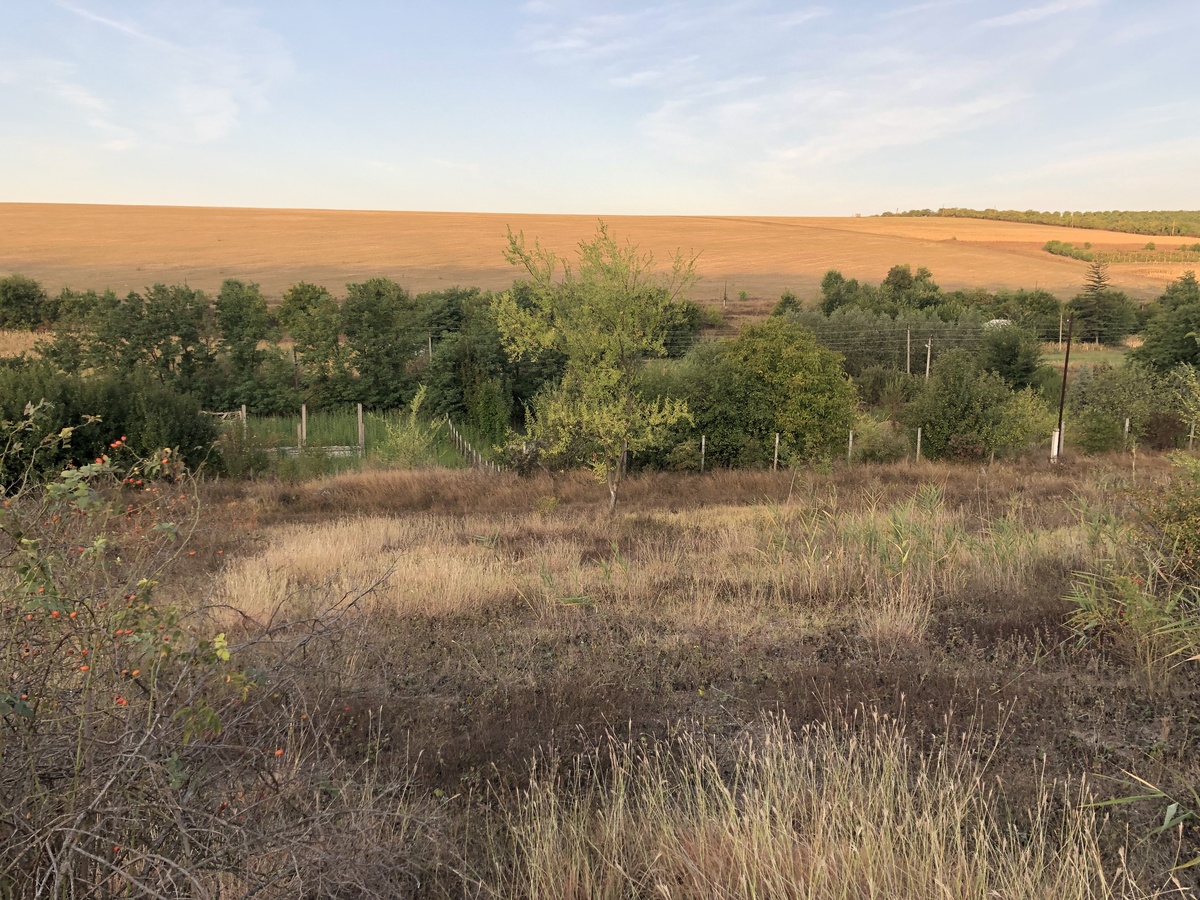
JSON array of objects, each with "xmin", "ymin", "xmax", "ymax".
[{"xmin": 1, "ymin": 1, "xmax": 1196, "ymax": 215}]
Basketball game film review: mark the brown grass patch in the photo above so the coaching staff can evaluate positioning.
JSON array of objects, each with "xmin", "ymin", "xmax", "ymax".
[
  {"xmin": 496, "ymin": 714, "xmax": 1138, "ymax": 900},
  {"xmin": 181, "ymin": 457, "xmax": 1200, "ymax": 890}
]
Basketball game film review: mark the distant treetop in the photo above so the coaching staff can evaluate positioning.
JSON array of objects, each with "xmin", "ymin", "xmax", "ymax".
[{"xmin": 880, "ymin": 208, "xmax": 1200, "ymax": 238}]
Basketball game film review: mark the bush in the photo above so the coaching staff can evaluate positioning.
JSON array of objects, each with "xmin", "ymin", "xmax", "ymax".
[
  {"xmin": 1067, "ymin": 362, "xmax": 1183, "ymax": 452},
  {"xmin": 905, "ymin": 350, "xmax": 1053, "ymax": 460},
  {"xmin": 772, "ymin": 290, "xmax": 801, "ymax": 317},
  {"xmin": 0, "ymin": 367, "xmax": 218, "ymax": 485},
  {"xmin": 681, "ymin": 319, "xmax": 858, "ymax": 467},
  {"xmin": 0, "ymin": 274, "xmax": 50, "ymax": 329},
  {"xmin": 980, "ymin": 323, "xmax": 1042, "ymax": 388},
  {"xmin": 700, "ymin": 305, "xmax": 724, "ymax": 328},
  {"xmin": 1144, "ymin": 454, "xmax": 1200, "ymax": 583},
  {"xmin": 376, "ymin": 385, "xmax": 445, "ymax": 467},
  {"xmin": 0, "ymin": 406, "xmax": 447, "ymax": 895},
  {"xmin": 852, "ymin": 417, "xmax": 911, "ymax": 463}
]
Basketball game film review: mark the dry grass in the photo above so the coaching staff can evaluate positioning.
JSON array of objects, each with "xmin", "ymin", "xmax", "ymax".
[
  {"xmin": 492, "ymin": 713, "xmax": 1140, "ymax": 900},
  {"xmin": 44, "ymin": 455, "xmax": 1189, "ymax": 894},
  {"xmin": 0, "ymin": 203, "xmax": 1184, "ymax": 304},
  {"xmin": 218, "ymin": 469, "xmax": 1121, "ymax": 648}
]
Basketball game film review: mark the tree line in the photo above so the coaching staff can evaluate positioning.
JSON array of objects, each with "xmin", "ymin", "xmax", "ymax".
[
  {"xmin": 885, "ymin": 207, "xmax": 1200, "ymax": 238},
  {"xmin": 3, "ymin": 233, "xmax": 1200, "ymax": 486}
]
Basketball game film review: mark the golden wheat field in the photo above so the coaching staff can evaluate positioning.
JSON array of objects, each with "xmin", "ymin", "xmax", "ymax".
[{"xmin": 0, "ymin": 203, "xmax": 1188, "ymax": 306}]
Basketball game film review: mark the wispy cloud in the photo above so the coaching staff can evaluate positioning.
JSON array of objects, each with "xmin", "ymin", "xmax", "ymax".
[
  {"xmin": 524, "ymin": 10, "xmax": 653, "ymax": 59},
  {"xmin": 774, "ymin": 8, "xmax": 831, "ymax": 28},
  {"xmin": 33, "ymin": 1, "xmax": 293, "ymax": 145},
  {"xmin": 879, "ymin": 0, "xmax": 972, "ymax": 19},
  {"xmin": 974, "ymin": 0, "xmax": 1098, "ymax": 30},
  {"xmin": 53, "ymin": 0, "xmax": 177, "ymax": 50},
  {"xmin": 0, "ymin": 55, "xmax": 138, "ymax": 150},
  {"xmin": 514, "ymin": 0, "xmax": 1136, "ymax": 208}
]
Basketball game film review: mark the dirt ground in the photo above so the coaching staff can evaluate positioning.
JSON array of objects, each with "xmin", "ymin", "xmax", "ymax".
[{"xmin": 1, "ymin": 203, "xmax": 1189, "ymax": 304}]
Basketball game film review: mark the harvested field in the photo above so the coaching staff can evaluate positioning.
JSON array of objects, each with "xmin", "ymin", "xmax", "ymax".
[
  {"xmin": 0, "ymin": 329, "xmax": 42, "ymax": 359},
  {"xmin": 1, "ymin": 203, "xmax": 1188, "ymax": 306}
]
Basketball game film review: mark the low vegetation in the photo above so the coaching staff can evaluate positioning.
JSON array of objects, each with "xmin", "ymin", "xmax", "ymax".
[
  {"xmin": 1044, "ymin": 240, "xmax": 1200, "ymax": 266},
  {"xmin": 4, "ymin": 391, "xmax": 1199, "ymax": 894}
]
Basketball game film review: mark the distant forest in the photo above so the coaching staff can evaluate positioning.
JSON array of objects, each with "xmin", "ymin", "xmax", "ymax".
[{"xmin": 881, "ymin": 207, "xmax": 1200, "ymax": 238}]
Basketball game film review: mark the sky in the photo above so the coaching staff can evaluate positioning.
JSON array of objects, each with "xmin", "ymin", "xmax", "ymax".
[{"xmin": 1, "ymin": 0, "xmax": 1196, "ymax": 216}]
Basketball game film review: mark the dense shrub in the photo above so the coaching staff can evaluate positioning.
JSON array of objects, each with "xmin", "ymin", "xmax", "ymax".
[
  {"xmin": 1067, "ymin": 362, "xmax": 1185, "ymax": 453},
  {"xmin": 0, "ymin": 366, "xmax": 217, "ymax": 484},
  {"xmin": 904, "ymin": 350, "xmax": 1053, "ymax": 460},
  {"xmin": 648, "ymin": 319, "xmax": 857, "ymax": 468},
  {"xmin": 0, "ymin": 274, "xmax": 50, "ymax": 329}
]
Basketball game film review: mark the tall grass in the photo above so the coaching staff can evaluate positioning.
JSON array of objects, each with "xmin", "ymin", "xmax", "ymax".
[
  {"xmin": 0, "ymin": 328, "xmax": 41, "ymax": 358},
  {"xmin": 490, "ymin": 712, "xmax": 1139, "ymax": 899}
]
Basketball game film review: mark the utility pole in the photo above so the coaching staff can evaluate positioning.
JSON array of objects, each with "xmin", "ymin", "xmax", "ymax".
[
  {"xmin": 924, "ymin": 338, "xmax": 932, "ymax": 380},
  {"xmin": 1054, "ymin": 316, "xmax": 1074, "ymax": 460}
]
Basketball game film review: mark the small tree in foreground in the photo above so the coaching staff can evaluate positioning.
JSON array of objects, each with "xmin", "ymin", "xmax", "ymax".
[{"xmin": 494, "ymin": 221, "xmax": 696, "ymax": 511}]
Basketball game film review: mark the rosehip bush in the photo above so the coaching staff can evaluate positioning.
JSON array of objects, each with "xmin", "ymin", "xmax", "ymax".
[{"xmin": 1, "ymin": 404, "xmax": 443, "ymax": 897}]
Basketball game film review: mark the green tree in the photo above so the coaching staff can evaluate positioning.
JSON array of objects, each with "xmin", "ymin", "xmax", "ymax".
[
  {"xmin": 772, "ymin": 290, "xmax": 801, "ymax": 317},
  {"xmin": 980, "ymin": 322, "xmax": 1042, "ymax": 389},
  {"xmin": 1135, "ymin": 303, "xmax": 1200, "ymax": 371},
  {"xmin": 56, "ymin": 285, "xmax": 217, "ymax": 390},
  {"xmin": 215, "ymin": 279, "xmax": 270, "ymax": 373},
  {"xmin": 425, "ymin": 292, "xmax": 514, "ymax": 445},
  {"xmin": 1068, "ymin": 261, "xmax": 1138, "ymax": 345},
  {"xmin": 136, "ymin": 284, "xmax": 217, "ymax": 389},
  {"xmin": 494, "ymin": 221, "xmax": 695, "ymax": 511},
  {"xmin": 680, "ymin": 318, "xmax": 857, "ymax": 467},
  {"xmin": 1159, "ymin": 270, "xmax": 1200, "ymax": 311},
  {"xmin": 1068, "ymin": 362, "xmax": 1179, "ymax": 452},
  {"xmin": 214, "ymin": 279, "xmax": 273, "ymax": 405},
  {"xmin": 278, "ymin": 282, "xmax": 347, "ymax": 397},
  {"xmin": 0, "ymin": 274, "xmax": 49, "ymax": 329},
  {"xmin": 1134, "ymin": 273, "xmax": 1200, "ymax": 372},
  {"xmin": 905, "ymin": 350, "xmax": 1052, "ymax": 460},
  {"xmin": 989, "ymin": 288, "xmax": 1064, "ymax": 341},
  {"xmin": 820, "ymin": 269, "xmax": 860, "ymax": 315},
  {"xmin": 341, "ymin": 277, "xmax": 421, "ymax": 408},
  {"xmin": 881, "ymin": 264, "xmax": 941, "ymax": 309}
]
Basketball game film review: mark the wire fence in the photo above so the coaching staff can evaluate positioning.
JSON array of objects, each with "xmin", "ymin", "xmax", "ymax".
[
  {"xmin": 207, "ymin": 404, "xmax": 500, "ymax": 472},
  {"xmin": 207, "ymin": 402, "xmax": 1198, "ymax": 478}
]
